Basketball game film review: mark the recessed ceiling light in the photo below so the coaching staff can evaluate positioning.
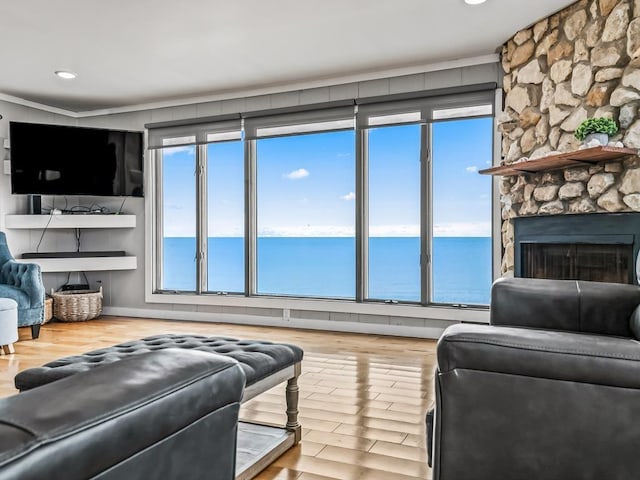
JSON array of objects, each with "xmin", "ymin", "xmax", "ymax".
[
  {"xmin": 465, "ymin": 0, "xmax": 487, "ymax": 4},
  {"xmin": 55, "ymin": 70, "xmax": 77, "ymax": 80}
]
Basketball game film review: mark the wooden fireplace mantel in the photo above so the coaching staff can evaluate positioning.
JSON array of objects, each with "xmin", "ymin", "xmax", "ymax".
[{"xmin": 479, "ymin": 146, "xmax": 639, "ymax": 177}]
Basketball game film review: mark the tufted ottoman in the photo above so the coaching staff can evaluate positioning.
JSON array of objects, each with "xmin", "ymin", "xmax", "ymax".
[{"xmin": 15, "ymin": 334, "xmax": 304, "ymax": 480}]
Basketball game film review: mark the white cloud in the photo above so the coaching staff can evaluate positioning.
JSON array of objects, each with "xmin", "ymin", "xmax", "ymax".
[
  {"xmin": 208, "ymin": 225, "xmax": 244, "ymax": 237},
  {"xmin": 171, "ymin": 221, "xmax": 490, "ymax": 238},
  {"xmin": 255, "ymin": 222, "xmax": 491, "ymax": 237},
  {"xmin": 163, "ymin": 145, "xmax": 195, "ymax": 156},
  {"xmin": 369, "ymin": 225, "xmax": 420, "ymax": 237},
  {"xmin": 284, "ymin": 168, "xmax": 310, "ymax": 180},
  {"xmin": 434, "ymin": 222, "xmax": 491, "ymax": 237},
  {"xmin": 162, "ymin": 215, "xmax": 196, "ymax": 237},
  {"xmin": 465, "ymin": 166, "xmax": 478, "ymax": 173},
  {"xmin": 258, "ymin": 225, "xmax": 355, "ymax": 237},
  {"xmin": 340, "ymin": 192, "xmax": 356, "ymax": 201},
  {"xmin": 256, "ymin": 224, "xmax": 421, "ymax": 237}
]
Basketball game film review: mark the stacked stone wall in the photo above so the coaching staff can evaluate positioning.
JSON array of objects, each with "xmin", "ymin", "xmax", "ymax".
[{"xmin": 499, "ymin": 0, "xmax": 640, "ymax": 275}]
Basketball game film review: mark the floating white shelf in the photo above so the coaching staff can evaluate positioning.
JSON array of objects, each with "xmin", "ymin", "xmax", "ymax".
[
  {"xmin": 16, "ymin": 256, "xmax": 137, "ymax": 273},
  {"xmin": 5, "ymin": 214, "xmax": 136, "ymax": 229},
  {"xmin": 5, "ymin": 214, "xmax": 138, "ymax": 272}
]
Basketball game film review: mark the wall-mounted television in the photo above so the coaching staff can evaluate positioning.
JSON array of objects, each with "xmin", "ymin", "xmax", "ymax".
[{"xmin": 10, "ymin": 121, "xmax": 144, "ymax": 197}]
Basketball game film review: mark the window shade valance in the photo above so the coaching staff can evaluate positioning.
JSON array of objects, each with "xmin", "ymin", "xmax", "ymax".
[
  {"xmin": 243, "ymin": 106, "xmax": 355, "ymax": 140},
  {"xmin": 148, "ymin": 119, "xmax": 242, "ymax": 149},
  {"xmin": 356, "ymin": 90, "xmax": 495, "ymax": 128},
  {"xmin": 146, "ymin": 85, "xmax": 496, "ymax": 146}
]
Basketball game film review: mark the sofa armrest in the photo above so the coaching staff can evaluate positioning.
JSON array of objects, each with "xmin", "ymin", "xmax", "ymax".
[
  {"xmin": 490, "ymin": 277, "xmax": 640, "ymax": 337},
  {"xmin": 438, "ymin": 323, "xmax": 640, "ymax": 389},
  {"xmin": 0, "ymin": 349, "xmax": 245, "ymax": 480},
  {"xmin": 0, "ymin": 260, "xmax": 45, "ymax": 308},
  {"xmin": 433, "ymin": 323, "xmax": 640, "ymax": 479}
]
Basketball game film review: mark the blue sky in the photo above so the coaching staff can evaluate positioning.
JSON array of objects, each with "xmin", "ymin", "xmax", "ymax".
[
  {"xmin": 162, "ymin": 117, "xmax": 492, "ymax": 237},
  {"xmin": 432, "ymin": 117, "xmax": 493, "ymax": 236}
]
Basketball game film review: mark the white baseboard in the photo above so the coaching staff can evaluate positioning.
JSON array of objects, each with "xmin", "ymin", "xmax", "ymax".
[{"xmin": 102, "ymin": 306, "xmax": 453, "ymax": 339}]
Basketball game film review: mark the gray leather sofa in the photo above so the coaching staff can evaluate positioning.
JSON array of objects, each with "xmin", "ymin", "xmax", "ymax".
[
  {"xmin": 0, "ymin": 348, "xmax": 245, "ymax": 480},
  {"xmin": 429, "ymin": 277, "xmax": 640, "ymax": 480}
]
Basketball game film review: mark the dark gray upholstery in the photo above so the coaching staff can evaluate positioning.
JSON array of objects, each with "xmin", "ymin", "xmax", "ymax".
[
  {"xmin": 630, "ymin": 305, "xmax": 640, "ymax": 339},
  {"xmin": 15, "ymin": 334, "xmax": 304, "ymax": 392},
  {"xmin": 0, "ymin": 349, "xmax": 245, "ymax": 480},
  {"xmin": 437, "ymin": 323, "xmax": 640, "ymax": 389},
  {"xmin": 490, "ymin": 277, "xmax": 640, "ymax": 337},
  {"xmin": 430, "ymin": 277, "xmax": 640, "ymax": 480}
]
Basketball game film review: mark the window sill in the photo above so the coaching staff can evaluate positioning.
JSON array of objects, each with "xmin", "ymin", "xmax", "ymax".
[{"xmin": 145, "ymin": 291, "xmax": 489, "ymax": 323}]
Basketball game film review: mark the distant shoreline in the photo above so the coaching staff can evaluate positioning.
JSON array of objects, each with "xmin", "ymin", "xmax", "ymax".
[{"xmin": 162, "ymin": 235, "xmax": 493, "ymax": 239}]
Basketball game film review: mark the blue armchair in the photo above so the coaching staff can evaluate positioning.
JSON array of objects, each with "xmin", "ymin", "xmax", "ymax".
[{"xmin": 0, "ymin": 232, "xmax": 45, "ymax": 339}]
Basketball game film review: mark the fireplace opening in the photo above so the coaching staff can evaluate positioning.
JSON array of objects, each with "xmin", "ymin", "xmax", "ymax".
[
  {"xmin": 521, "ymin": 243, "xmax": 633, "ymax": 284},
  {"xmin": 513, "ymin": 213, "xmax": 640, "ymax": 285}
]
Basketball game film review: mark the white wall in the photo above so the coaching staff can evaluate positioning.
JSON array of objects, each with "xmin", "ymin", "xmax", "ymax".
[{"xmin": 0, "ymin": 62, "xmax": 500, "ymax": 337}]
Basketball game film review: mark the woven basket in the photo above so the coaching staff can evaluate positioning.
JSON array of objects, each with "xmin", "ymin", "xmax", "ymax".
[
  {"xmin": 43, "ymin": 296, "xmax": 53, "ymax": 324},
  {"xmin": 51, "ymin": 287, "xmax": 103, "ymax": 322}
]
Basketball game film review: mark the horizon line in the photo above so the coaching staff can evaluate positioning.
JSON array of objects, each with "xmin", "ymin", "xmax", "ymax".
[{"xmin": 163, "ymin": 234, "xmax": 492, "ymax": 238}]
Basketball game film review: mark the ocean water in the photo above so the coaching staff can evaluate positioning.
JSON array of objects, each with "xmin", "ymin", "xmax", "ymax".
[{"xmin": 162, "ymin": 237, "xmax": 492, "ymax": 305}]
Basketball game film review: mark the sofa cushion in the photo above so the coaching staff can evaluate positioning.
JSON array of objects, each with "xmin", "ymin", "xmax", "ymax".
[
  {"xmin": 630, "ymin": 305, "xmax": 640, "ymax": 340},
  {"xmin": 438, "ymin": 323, "xmax": 640, "ymax": 389},
  {"xmin": 490, "ymin": 277, "xmax": 640, "ymax": 337}
]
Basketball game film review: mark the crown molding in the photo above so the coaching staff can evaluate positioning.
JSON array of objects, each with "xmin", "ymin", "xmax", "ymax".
[{"xmin": 0, "ymin": 93, "xmax": 78, "ymax": 117}]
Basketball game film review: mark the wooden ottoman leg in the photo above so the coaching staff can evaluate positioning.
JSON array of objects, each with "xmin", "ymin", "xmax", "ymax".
[
  {"xmin": 2, "ymin": 344, "xmax": 14, "ymax": 355},
  {"xmin": 285, "ymin": 362, "xmax": 302, "ymax": 443}
]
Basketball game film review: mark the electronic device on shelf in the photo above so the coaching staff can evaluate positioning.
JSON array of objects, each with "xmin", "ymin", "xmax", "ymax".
[
  {"xmin": 9, "ymin": 122, "xmax": 144, "ymax": 197},
  {"xmin": 50, "ymin": 209, "xmax": 120, "ymax": 215},
  {"xmin": 22, "ymin": 251, "xmax": 126, "ymax": 259},
  {"xmin": 60, "ymin": 284, "xmax": 90, "ymax": 291},
  {"xmin": 28, "ymin": 194, "xmax": 41, "ymax": 214}
]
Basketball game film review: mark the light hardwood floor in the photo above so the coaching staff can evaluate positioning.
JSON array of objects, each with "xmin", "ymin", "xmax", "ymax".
[{"xmin": 1, "ymin": 317, "xmax": 437, "ymax": 480}]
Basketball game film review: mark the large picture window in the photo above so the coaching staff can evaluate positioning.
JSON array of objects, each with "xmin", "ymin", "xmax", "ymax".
[
  {"xmin": 431, "ymin": 116, "xmax": 493, "ymax": 305},
  {"xmin": 256, "ymin": 130, "xmax": 355, "ymax": 298},
  {"xmin": 206, "ymin": 140, "xmax": 245, "ymax": 294},
  {"xmin": 151, "ymin": 91, "xmax": 495, "ymax": 306},
  {"xmin": 160, "ymin": 142, "xmax": 197, "ymax": 292},
  {"xmin": 367, "ymin": 123, "xmax": 421, "ymax": 302}
]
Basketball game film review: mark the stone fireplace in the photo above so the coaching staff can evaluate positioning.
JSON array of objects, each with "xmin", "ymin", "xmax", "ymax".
[{"xmin": 497, "ymin": 0, "xmax": 640, "ymax": 278}]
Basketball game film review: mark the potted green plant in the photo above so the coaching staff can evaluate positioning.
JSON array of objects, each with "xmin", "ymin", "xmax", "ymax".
[{"xmin": 574, "ymin": 117, "xmax": 618, "ymax": 146}]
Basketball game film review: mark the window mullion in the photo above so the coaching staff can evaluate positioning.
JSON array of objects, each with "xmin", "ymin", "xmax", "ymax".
[
  {"xmin": 245, "ymin": 139, "xmax": 257, "ymax": 296},
  {"xmin": 356, "ymin": 128, "xmax": 368, "ymax": 302},
  {"xmin": 492, "ymin": 89, "xmax": 502, "ymax": 284},
  {"xmin": 154, "ymin": 149, "xmax": 164, "ymax": 292},
  {"xmin": 421, "ymin": 123, "xmax": 432, "ymax": 305},
  {"xmin": 196, "ymin": 144, "xmax": 208, "ymax": 294}
]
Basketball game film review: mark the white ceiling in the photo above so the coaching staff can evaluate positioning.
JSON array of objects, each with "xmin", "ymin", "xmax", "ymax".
[{"xmin": 0, "ymin": 0, "xmax": 575, "ymax": 113}]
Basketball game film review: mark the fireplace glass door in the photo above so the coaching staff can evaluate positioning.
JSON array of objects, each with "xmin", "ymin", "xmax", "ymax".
[{"xmin": 521, "ymin": 243, "xmax": 634, "ymax": 284}]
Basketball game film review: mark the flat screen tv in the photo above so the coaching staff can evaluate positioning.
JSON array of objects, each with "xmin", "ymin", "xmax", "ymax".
[{"xmin": 10, "ymin": 121, "xmax": 144, "ymax": 197}]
